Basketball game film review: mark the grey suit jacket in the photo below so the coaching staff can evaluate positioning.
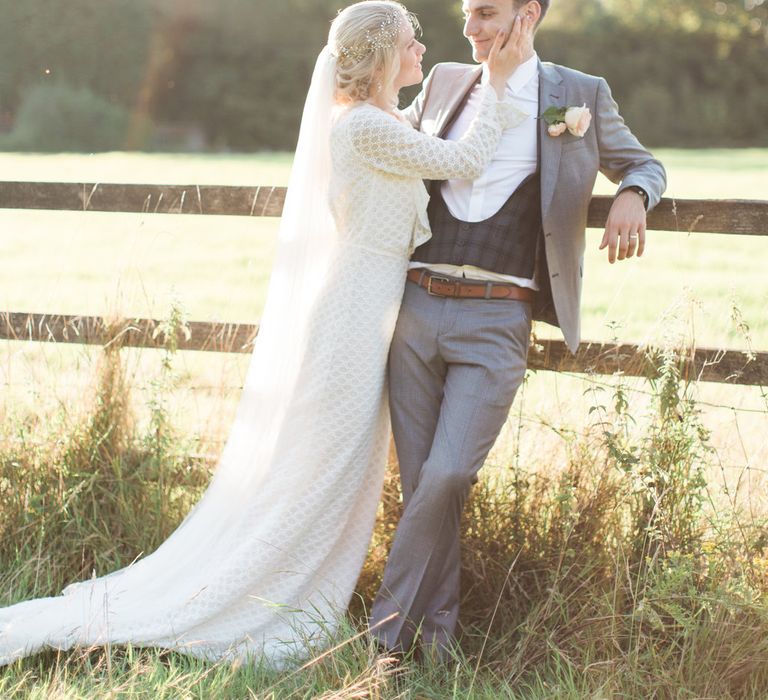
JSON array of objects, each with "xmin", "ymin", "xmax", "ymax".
[{"xmin": 403, "ymin": 60, "xmax": 667, "ymax": 352}]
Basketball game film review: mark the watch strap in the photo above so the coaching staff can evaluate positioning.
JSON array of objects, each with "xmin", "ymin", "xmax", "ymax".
[{"xmin": 623, "ymin": 185, "xmax": 649, "ymax": 209}]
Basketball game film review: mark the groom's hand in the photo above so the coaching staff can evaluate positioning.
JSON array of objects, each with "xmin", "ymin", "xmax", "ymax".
[{"xmin": 599, "ymin": 189, "xmax": 647, "ymax": 264}]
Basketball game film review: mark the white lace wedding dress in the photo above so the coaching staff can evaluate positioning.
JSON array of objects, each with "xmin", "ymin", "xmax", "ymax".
[{"xmin": 0, "ymin": 49, "xmax": 521, "ymax": 668}]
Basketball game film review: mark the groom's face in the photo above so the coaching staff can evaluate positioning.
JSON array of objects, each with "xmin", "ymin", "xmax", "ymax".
[{"xmin": 462, "ymin": 0, "xmax": 526, "ymax": 63}]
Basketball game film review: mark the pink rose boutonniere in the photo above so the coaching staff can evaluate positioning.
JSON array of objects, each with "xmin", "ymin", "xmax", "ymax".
[{"xmin": 542, "ymin": 104, "xmax": 592, "ymax": 138}]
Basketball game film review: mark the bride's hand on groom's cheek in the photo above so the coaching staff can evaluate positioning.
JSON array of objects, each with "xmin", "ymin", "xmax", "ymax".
[
  {"xmin": 487, "ymin": 15, "xmax": 534, "ymax": 88},
  {"xmin": 501, "ymin": 13, "xmax": 534, "ymax": 57}
]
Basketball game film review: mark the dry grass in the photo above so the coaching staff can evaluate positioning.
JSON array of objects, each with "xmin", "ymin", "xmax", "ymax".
[{"xmin": 4, "ymin": 332, "xmax": 768, "ymax": 697}]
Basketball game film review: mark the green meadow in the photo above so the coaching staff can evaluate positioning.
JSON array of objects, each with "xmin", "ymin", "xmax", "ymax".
[
  {"xmin": 1, "ymin": 149, "xmax": 766, "ymax": 345},
  {"xmin": 1, "ymin": 149, "xmax": 766, "ymax": 459}
]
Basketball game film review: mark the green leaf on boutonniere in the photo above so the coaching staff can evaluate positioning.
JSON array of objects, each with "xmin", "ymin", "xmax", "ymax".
[{"xmin": 541, "ymin": 106, "xmax": 567, "ymax": 125}]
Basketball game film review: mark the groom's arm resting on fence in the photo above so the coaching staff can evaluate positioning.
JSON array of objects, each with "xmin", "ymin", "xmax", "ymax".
[{"xmin": 594, "ymin": 77, "xmax": 667, "ymax": 264}]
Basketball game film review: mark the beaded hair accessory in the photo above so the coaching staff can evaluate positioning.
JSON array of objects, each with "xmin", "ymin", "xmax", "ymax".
[{"xmin": 337, "ymin": 10, "xmax": 403, "ymax": 62}]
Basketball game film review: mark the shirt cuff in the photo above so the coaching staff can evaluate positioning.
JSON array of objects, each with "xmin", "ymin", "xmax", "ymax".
[{"xmin": 619, "ymin": 185, "xmax": 649, "ymax": 210}]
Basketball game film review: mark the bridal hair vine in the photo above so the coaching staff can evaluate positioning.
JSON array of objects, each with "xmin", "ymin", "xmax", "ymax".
[
  {"xmin": 542, "ymin": 104, "xmax": 592, "ymax": 138},
  {"xmin": 336, "ymin": 10, "xmax": 403, "ymax": 62}
]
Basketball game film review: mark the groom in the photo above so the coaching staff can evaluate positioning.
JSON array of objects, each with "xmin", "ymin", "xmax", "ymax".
[{"xmin": 370, "ymin": 0, "xmax": 666, "ymax": 656}]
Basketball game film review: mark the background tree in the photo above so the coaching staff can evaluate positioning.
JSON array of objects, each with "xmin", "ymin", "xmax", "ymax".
[{"xmin": 1, "ymin": 0, "xmax": 766, "ymax": 151}]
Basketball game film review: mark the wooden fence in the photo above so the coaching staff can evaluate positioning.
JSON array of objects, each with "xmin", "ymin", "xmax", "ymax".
[{"xmin": 1, "ymin": 181, "xmax": 767, "ymax": 386}]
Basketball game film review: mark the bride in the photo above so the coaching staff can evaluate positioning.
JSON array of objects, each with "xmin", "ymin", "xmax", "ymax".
[{"xmin": 0, "ymin": 0, "xmax": 529, "ymax": 667}]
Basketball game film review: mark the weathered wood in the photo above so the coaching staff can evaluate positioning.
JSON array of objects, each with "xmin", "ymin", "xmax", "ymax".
[
  {"xmin": 1, "ymin": 181, "xmax": 766, "ymax": 235},
  {"xmin": 2, "ymin": 312, "xmax": 765, "ymax": 386},
  {"xmin": 526, "ymin": 339, "xmax": 767, "ymax": 386},
  {"xmin": 590, "ymin": 197, "xmax": 768, "ymax": 236},
  {"xmin": 0, "ymin": 312, "xmax": 258, "ymax": 354},
  {"xmin": 0, "ymin": 182, "xmax": 285, "ymax": 217}
]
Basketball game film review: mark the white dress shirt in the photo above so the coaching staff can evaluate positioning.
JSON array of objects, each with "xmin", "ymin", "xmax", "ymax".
[{"xmin": 410, "ymin": 53, "xmax": 540, "ymax": 289}]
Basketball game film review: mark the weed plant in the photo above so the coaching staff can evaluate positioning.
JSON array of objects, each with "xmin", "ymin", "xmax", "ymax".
[{"xmin": 1, "ymin": 333, "xmax": 768, "ymax": 698}]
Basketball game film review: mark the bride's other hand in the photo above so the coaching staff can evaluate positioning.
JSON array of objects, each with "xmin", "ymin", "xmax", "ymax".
[{"xmin": 487, "ymin": 15, "xmax": 534, "ymax": 98}]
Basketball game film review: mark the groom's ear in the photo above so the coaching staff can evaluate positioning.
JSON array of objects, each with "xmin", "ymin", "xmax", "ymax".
[{"xmin": 517, "ymin": 0, "xmax": 543, "ymax": 27}]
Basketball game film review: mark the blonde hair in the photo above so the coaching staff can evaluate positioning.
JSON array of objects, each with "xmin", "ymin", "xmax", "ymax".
[{"xmin": 329, "ymin": 1, "xmax": 420, "ymax": 108}]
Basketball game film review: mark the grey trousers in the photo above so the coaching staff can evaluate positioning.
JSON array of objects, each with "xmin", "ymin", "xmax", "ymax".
[{"xmin": 370, "ymin": 280, "xmax": 532, "ymax": 652}]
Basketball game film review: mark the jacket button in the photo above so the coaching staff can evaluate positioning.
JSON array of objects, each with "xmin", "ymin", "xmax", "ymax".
[{"xmin": 551, "ymin": 272, "xmax": 559, "ymax": 278}]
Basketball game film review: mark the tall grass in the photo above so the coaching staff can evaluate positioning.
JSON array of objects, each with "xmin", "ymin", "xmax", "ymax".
[
  {"xmin": 0, "ymin": 312, "xmax": 209, "ymax": 602},
  {"xmin": 2, "ymin": 327, "xmax": 768, "ymax": 698}
]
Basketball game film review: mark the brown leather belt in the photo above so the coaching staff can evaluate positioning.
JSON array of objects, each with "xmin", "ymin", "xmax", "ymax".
[{"xmin": 407, "ymin": 269, "xmax": 537, "ymax": 302}]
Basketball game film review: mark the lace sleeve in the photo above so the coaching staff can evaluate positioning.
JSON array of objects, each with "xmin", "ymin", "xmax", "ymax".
[{"xmin": 348, "ymin": 86, "xmax": 527, "ymax": 181}]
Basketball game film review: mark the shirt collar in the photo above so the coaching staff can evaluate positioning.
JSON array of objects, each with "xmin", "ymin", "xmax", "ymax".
[{"xmin": 481, "ymin": 52, "xmax": 539, "ymax": 95}]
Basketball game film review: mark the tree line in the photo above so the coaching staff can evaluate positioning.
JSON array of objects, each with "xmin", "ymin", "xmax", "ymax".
[{"xmin": 0, "ymin": 0, "xmax": 766, "ymax": 152}]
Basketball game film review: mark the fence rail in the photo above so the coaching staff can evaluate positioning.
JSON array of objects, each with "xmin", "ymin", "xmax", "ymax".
[
  {"xmin": 1, "ymin": 311, "xmax": 764, "ymax": 386},
  {"xmin": 2, "ymin": 181, "xmax": 767, "ymax": 235},
  {"xmin": 2, "ymin": 181, "xmax": 767, "ymax": 386}
]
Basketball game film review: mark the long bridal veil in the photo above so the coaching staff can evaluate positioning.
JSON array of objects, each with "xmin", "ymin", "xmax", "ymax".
[{"xmin": 1, "ymin": 47, "xmax": 357, "ymax": 666}]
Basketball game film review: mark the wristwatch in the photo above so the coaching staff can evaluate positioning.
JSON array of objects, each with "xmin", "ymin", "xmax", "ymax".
[{"xmin": 623, "ymin": 185, "xmax": 649, "ymax": 209}]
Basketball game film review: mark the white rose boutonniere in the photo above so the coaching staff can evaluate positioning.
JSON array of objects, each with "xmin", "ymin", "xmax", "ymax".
[{"xmin": 542, "ymin": 103, "xmax": 592, "ymax": 138}]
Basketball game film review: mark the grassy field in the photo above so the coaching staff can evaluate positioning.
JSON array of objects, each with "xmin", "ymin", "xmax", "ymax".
[
  {"xmin": 1, "ymin": 149, "xmax": 766, "ymax": 345},
  {"xmin": 3, "ymin": 323, "xmax": 768, "ymax": 698},
  {"xmin": 1, "ymin": 150, "xmax": 768, "ymax": 697},
  {"xmin": 2, "ymin": 149, "xmax": 766, "ymax": 460}
]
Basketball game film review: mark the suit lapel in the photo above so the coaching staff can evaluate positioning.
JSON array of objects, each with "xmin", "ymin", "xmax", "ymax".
[
  {"xmin": 434, "ymin": 66, "xmax": 483, "ymax": 138},
  {"xmin": 538, "ymin": 61, "xmax": 566, "ymax": 219}
]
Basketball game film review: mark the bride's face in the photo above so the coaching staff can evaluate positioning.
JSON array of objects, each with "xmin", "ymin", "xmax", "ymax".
[{"xmin": 393, "ymin": 22, "xmax": 426, "ymax": 91}]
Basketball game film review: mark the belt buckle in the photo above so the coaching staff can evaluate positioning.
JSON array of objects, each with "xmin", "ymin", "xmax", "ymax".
[{"xmin": 426, "ymin": 275, "xmax": 452, "ymax": 297}]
